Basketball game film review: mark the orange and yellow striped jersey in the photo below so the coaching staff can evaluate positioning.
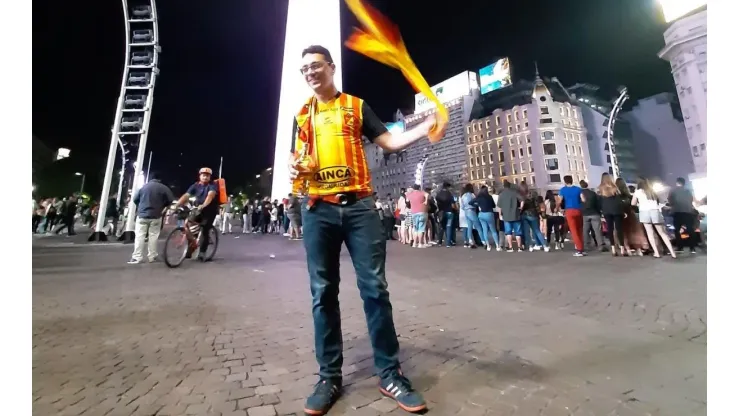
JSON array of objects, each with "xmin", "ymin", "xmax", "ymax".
[{"xmin": 291, "ymin": 92, "xmax": 387, "ymax": 196}]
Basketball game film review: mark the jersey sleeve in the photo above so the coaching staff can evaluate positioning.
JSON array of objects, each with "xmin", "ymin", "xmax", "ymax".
[
  {"xmin": 361, "ymin": 101, "xmax": 388, "ymax": 142},
  {"xmin": 185, "ymin": 184, "xmax": 196, "ymax": 195}
]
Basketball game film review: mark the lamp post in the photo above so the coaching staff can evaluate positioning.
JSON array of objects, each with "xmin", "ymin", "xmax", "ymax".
[{"xmin": 75, "ymin": 172, "xmax": 86, "ymax": 194}]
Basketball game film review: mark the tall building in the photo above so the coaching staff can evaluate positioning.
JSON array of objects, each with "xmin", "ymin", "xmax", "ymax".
[
  {"xmin": 657, "ymin": 5, "xmax": 707, "ymax": 175},
  {"xmin": 623, "ymin": 93, "xmax": 694, "ymax": 184},
  {"xmin": 567, "ymin": 83, "xmax": 639, "ymax": 184},
  {"xmin": 365, "ymin": 96, "xmax": 477, "ymax": 197},
  {"xmin": 365, "ymin": 71, "xmax": 480, "ymax": 197},
  {"xmin": 465, "ymin": 72, "xmax": 590, "ymax": 193}
]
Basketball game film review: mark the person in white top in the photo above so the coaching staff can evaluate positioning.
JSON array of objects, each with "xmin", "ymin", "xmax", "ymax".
[
  {"xmin": 397, "ymin": 191, "xmax": 410, "ymax": 244},
  {"xmin": 631, "ymin": 177, "xmax": 676, "ymax": 259}
]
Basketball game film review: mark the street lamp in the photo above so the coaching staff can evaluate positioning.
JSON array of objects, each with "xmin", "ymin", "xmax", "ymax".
[{"xmin": 75, "ymin": 172, "xmax": 86, "ymax": 194}]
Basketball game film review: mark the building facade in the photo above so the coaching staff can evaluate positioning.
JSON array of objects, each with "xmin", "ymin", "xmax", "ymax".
[
  {"xmin": 465, "ymin": 74, "xmax": 590, "ymax": 193},
  {"xmin": 658, "ymin": 8, "xmax": 707, "ymax": 175},
  {"xmin": 623, "ymin": 93, "xmax": 694, "ymax": 184},
  {"xmin": 366, "ymin": 96, "xmax": 476, "ymax": 197}
]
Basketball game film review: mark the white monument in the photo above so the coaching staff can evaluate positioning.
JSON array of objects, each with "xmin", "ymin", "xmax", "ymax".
[{"xmin": 271, "ymin": 0, "xmax": 343, "ymax": 200}]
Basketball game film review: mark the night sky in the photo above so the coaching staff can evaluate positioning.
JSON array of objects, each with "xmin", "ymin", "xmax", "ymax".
[{"xmin": 33, "ymin": 0, "xmax": 674, "ymax": 197}]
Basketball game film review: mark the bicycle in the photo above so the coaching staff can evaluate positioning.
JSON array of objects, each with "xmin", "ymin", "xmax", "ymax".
[{"xmin": 163, "ymin": 205, "xmax": 219, "ymax": 268}]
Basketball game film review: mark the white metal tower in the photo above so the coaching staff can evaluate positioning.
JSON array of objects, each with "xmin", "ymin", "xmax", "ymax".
[{"xmin": 90, "ymin": 0, "xmax": 161, "ymax": 242}]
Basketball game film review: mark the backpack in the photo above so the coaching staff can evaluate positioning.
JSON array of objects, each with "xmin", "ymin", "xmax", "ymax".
[{"xmin": 215, "ymin": 178, "xmax": 228, "ymax": 204}]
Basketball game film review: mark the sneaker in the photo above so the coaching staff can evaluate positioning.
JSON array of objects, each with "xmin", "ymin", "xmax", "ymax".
[
  {"xmin": 379, "ymin": 372, "xmax": 427, "ymax": 413},
  {"xmin": 528, "ymin": 246, "xmax": 534, "ymax": 252},
  {"xmin": 486, "ymin": 244, "xmax": 491, "ymax": 252},
  {"xmin": 127, "ymin": 258, "xmax": 142, "ymax": 265},
  {"xmin": 506, "ymin": 248, "xmax": 514, "ymax": 253},
  {"xmin": 496, "ymin": 246, "xmax": 502, "ymax": 252},
  {"xmin": 304, "ymin": 378, "xmax": 341, "ymax": 415},
  {"xmin": 544, "ymin": 246, "xmax": 551, "ymax": 252},
  {"xmin": 573, "ymin": 252, "xmax": 584, "ymax": 257}
]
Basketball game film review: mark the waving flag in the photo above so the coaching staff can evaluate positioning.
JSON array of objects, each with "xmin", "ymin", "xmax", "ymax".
[{"xmin": 344, "ymin": 0, "xmax": 448, "ymax": 142}]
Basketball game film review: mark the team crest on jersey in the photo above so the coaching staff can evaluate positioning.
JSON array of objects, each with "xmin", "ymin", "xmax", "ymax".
[{"xmin": 343, "ymin": 112, "xmax": 355, "ymax": 128}]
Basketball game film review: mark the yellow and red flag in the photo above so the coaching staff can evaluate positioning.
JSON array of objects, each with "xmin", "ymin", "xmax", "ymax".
[{"xmin": 344, "ymin": 0, "xmax": 448, "ymax": 142}]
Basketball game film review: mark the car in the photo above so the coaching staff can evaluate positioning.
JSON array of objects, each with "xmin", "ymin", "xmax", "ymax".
[
  {"xmin": 120, "ymin": 116, "xmax": 143, "ymax": 131},
  {"xmin": 127, "ymin": 72, "xmax": 150, "ymax": 87},
  {"xmin": 131, "ymin": 51, "xmax": 153, "ymax": 66},
  {"xmin": 124, "ymin": 94, "xmax": 147, "ymax": 109},
  {"xmin": 132, "ymin": 29, "xmax": 153, "ymax": 44},
  {"xmin": 131, "ymin": 5, "xmax": 152, "ymax": 20}
]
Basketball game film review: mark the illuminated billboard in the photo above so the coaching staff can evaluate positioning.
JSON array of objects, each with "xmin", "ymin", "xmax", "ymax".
[
  {"xmin": 658, "ymin": 0, "xmax": 706, "ymax": 23},
  {"xmin": 414, "ymin": 71, "xmax": 478, "ymax": 114},
  {"xmin": 55, "ymin": 148, "xmax": 70, "ymax": 160},
  {"xmin": 479, "ymin": 58, "xmax": 512, "ymax": 94},
  {"xmin": 385, "ymin": 121, "xmax": 405, "ymax": 135}
]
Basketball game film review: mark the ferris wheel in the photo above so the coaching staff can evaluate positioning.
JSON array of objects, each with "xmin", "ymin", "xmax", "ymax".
[{"xmin": 91, "ymin": 0, "xmax": 161, "ymax": 242}]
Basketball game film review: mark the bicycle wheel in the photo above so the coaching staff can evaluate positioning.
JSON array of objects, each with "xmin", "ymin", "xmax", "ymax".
[
  {"xmin": 204, "ymin": 226, "xmax": 219, "ymax": 261},
  {"xmin": 163, "ymin": 227, "xmax": 189, "ymax": 268}
]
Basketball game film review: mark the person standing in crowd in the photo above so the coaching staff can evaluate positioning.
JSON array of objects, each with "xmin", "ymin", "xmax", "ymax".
[
  {"xmin": 128, "ymin": 172, "xmax": 175, "ymax": 264},
  {"xmin": 460, "ymin": 183, "xmax": 484, "ymax": 249},
  {"xmin": 435, "ymin": 182, "xmax": 456, "ymax": 247},
  {"xmin": 544, "ymin": 190, "xmax": 565, "ymax": 249},
  {"xmin": 598, "ymin": 173, "xmax": 631, "ymax": 256},
  {"xmin": 560, "ymin": 175, "xmax": 585, "ymax": 256},
  {"xmin": 407, "ymin": 184, "xmax": 428, "ymax": 248},
  {"xmin": 520, "ymin": 181, "xmax": 547, "ymax": 252},
  {"xmin": 242, "ymin": 199, "xmax": 252, "ymax": 234},
  {"xmin": 668, "ymin": 177, "xmax": 699, "ymax": 254},
  {"xmin": 397, "ymin": 189, "xmax": 411, "ymax": 245},
  {"xmin": 632, "ymin": 177, "xmax": 676, "ymax": 259},
  {"xmin": 475, "ymin": 185, "xmax": 500, "ymax": 251},
  {"xmin": 105, "ymin": 196, "xmax": 119, "ymax": 236},
  {"xmin": 288, "ymin": 45, "xmax": 443, "ymax": 415},
  {"xmin": 221, "ymin": 196, "xmax": 234, "ymax": 234},
  {"xmin": 497, "ymin": 180, "xmax": 524, "ymax": 252},
  {"xmin": 616, "ymin": 178, "xmax": 647, "ymax": 254},
  {"xmin": 424, "ymin": 187, "xmax": 437, "ymax": 244},
  {"xmin": 380, "ymin": 194, "xmax": 395, "ymax": 240},
  {"xmin": 579, "ymin": 180, "xmax": 606, "ymax": 252},
  {"xmin": 286, "ymin": 193, "xmax": 302, "ymax": 240},
  {"xmin": 55, "ymin": 195, "xmax": 77, "ymax": 236}
]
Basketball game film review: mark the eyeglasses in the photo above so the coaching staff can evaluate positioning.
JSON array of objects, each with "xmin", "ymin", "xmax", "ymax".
[{"xmin": 300, "ymin": 61, "xmax": 329, "ymax": 75}]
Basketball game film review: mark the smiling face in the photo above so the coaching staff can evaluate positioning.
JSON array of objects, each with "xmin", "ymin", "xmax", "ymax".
[{"xmin": 300, "ymin": 53, "xmax": 335, "ymax": 92}]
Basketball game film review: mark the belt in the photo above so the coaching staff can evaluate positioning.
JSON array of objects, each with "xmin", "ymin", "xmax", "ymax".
[{"xmin": 306, "ymin": 191, "xmax": 373, "ymax": 209}]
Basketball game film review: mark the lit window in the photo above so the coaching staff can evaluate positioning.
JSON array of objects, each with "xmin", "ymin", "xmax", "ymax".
[
  {"xmin": 496, "ymin": 128, "xmax": 502, "ymax": 136},
  {"xmin": 496, "ymin": 115, "xmax": 500, "ymax": 126},
  {"xmin": 508, "ymin": 126, "xmax": 513, "ymax": 134},
  {"xmin": 507, "ymin": 114, "xmax": 512, "ymax": 123},
  {"xmin": 522, "ymin": 109, "xmax": 528, "ymax": 118},
  {"xmin": 485, "ymin": 120, "xmax": 490, "ymax": 129},
  {"xmin": 529, "ymin": 160, "xmax": 534, "ymax": 171},
  {"xmin": 466, "ymin": 126, "xmax": 471, "ymax": 134},
  {"xmin": 521, "ymin": 161, "xmax": 526, "ymax": 173}
]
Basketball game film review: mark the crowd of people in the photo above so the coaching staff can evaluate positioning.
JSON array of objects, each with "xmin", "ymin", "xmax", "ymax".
[{"xmin": 373, "ymin": 173, "xmax": 705, "ymax": 258}]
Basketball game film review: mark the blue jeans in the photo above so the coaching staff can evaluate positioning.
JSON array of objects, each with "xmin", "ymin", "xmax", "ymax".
[
  {"xmin": 437, "ymin": 211, "xmax": 455, "ymax": 246},
  {"xmin": 302, "ymin": 196, "xmax": 399, "ymax": 380},
  {"xmin": 521, "ymin": 215, "xmax": 546, "ymax": 247},
  {"xmin": 464, "ymin": 209, "xmax": 484, "ymax": 244},
  {"xmin": 478, "ymin": 212, "xmax": 500, "ymax": 247}
]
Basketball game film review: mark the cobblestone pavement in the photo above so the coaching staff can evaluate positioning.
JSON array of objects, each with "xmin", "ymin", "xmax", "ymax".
[{"xmin": 33, "ymin": 233, "xmax": 706, "ymax": 416}]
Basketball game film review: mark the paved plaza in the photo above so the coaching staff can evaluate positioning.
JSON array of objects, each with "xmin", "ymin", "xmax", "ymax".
[{"xmin": 33, "ymin": 232, "xmax": 707, "ymax": 416}]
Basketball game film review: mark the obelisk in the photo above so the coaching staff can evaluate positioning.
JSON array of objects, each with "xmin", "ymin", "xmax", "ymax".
[{"xmin": 271, "ymin": 0, "xmax": 343, "ymax": 200}]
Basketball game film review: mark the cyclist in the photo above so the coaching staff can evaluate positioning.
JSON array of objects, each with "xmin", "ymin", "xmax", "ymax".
[{"xmin": 175, "ymin": 167, "xmax": 219, "ymax": 261}]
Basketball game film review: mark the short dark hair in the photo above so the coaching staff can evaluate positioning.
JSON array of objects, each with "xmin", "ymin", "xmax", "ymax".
[
  {"xmin": 564, "ymin": 175, "xmax": 573, "ymax": 185},
  {"xmin": 412, "ymin": 184, "xmax": 421, "ymax": 190},
  {"xmin": 148, "ymin": 171, "xmax": 159, "ymax": 181},
  {"xmin": 579, "ymin": 180, "xmax": 588, "ymax": 188},
  {"xmin": 302, "ymin": 45, "xmax": 333, "ymax": 63},
  {"xmin": 676, "ymin": 177, "xmax": 686, "ymax": 186},
  {"xmin": 442, "ymin": 182, "xmax": 451, "ymax": 188},
  {"xmin": 503, "ymin": 180, "xmax": 511, "ymax": 189},
  {"xmin": 424, "ymin": 187, "xmax": 432, "ymax": 193}
]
